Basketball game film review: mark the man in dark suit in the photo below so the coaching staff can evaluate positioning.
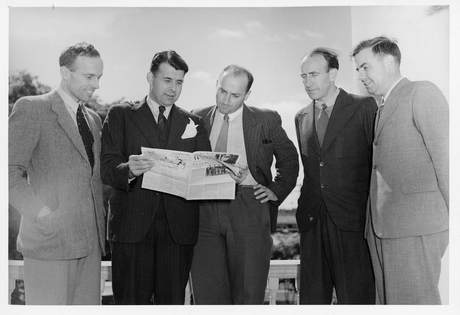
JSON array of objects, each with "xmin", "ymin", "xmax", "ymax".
[
  {"xmin": 190, "ymin": 65, "xmax": 299, "ymax": 304},
  {"xmin": 295, "ymin": 48, "xmax": 376, "ymax": 304},
  {"xmin": 101, "ymin": 50, "xmax": 211, "ymax": 304}
]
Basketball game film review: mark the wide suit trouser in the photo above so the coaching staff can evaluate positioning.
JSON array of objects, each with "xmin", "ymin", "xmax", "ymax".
[
  {"xmin": 299, "ymin": 200, "xmax": 375, "ymax": 304},
  {"xmin": 23, "ymin": 221, "xmax": 101, "ymax": 305},
  {"xmin": 111, "ymin": 197, "xmax": 194, "ymax": 305},
  {"xmin": 190, "ymin": 186, "xmax": 273, "ymax": 304},
  {"xmin": 367, "ymin": 215, "xmax": 448, "ymax": 304}
]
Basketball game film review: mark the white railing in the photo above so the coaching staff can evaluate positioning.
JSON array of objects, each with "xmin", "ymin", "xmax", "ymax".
[{"xmin": 9, "ymin": 259, "xmax": 300, "ymax": 305}]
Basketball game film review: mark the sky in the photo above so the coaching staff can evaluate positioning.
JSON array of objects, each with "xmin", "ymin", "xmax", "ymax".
[{"xmin": 9, "ymin": 6, "xmax": 355, "ymax": 152}]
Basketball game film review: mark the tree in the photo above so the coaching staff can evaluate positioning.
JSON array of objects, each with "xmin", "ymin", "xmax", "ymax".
[{"xmin": 9, "ymin": 70, "xmax": 51, "ymax": 113}]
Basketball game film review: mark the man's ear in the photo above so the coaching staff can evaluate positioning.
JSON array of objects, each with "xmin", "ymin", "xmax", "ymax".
[
  {"xmin": 147, "ymin": 71, "xmax": 153, "ymax": 84},
  {"xmin": 60, "ymin": 66, "xmax": 71, "ymax": 81},
  {"xmin": 244, "ymin": 90, "xmax": 251, "ymax": 102},
  {"xmin": 382, "ymin": 54, "xmax": 396, "ymax": 70},
  {"xmin": 328, "ymin": 68, "xmax": 338, "ymax": 82}
]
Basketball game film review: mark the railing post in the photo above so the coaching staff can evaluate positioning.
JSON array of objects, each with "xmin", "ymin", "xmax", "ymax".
[{"xmin": 268, "ymin": 277, "xmax": 279, "ymax": 304}]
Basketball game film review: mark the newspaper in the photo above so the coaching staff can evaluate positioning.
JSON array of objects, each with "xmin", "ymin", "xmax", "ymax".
[{"xmin": 141, "ymin": 147, "xmax": 242, "ymax": 200}]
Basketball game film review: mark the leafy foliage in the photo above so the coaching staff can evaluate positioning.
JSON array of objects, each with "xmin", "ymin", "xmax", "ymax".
[{"xmin": 9, "ymin": 71, "xmax": 51, "ymax": 113}]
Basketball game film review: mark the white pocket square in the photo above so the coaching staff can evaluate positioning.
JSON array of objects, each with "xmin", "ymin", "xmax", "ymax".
[{"xmin": 181, "ymin": 118, "xmax": 198, "ymax": 139}]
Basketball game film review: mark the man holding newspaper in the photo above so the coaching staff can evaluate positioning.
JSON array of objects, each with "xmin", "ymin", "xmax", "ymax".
[
  {"xmin": 101, "ymin": 51, "xmax": 211, "ymax": 304},
  {"xmin": 190, "ymin": 65, "xmax": 299, "ymax": 304}
]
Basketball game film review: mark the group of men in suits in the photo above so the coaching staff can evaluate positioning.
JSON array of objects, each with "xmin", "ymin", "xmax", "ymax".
[{"xmin": 9, "ymin": 36, "xmax": 448, "ymax": 305}]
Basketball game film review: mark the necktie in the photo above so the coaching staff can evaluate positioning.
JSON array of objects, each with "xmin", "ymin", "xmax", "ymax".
[
  {"xmin": 158, "ymin": 105, "xmax": 167, "ymax": 146},
  {"xmin": 375, "ymin": 97, "xmax": 385, "ymax": 133},
  {"xmin": 76, "ymin": 104, "xmax": 94, "ymax": 169},
  {"xmin": 316, "ymin": 103, "xmax": 329, "ymax": 147},
  {"xmin": 214, "ymin": 114, "xmax": 229, "ymax": 152}
]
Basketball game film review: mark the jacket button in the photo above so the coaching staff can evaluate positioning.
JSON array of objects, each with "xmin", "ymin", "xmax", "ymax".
[
  {"xmin": 308, "ymin": 216, "xmax": 314, "ymax": 222},
  {"xmin": 320, "ymin": 184, "xmax": 325, "ymax": 189},
  {"xmin": 319, "ymin": 161, "xmax": 324, "ymax": 167}
]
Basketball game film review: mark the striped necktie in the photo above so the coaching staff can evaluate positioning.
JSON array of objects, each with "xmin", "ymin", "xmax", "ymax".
[{"xmin": 158, "ymin": 105, "xmax": 168, "ymax": 146}]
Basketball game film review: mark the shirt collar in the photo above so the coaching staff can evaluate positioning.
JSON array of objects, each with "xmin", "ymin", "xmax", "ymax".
[
  {"xmin": 147, "ymin": 96, "xmax": 172, "ymax": 119},
  {"xmin": 216, "ymin": 104, "xmax": 243, "ymax": 122},
  {"xmin": 314, "ymin": 87, "xmax": 339, "ymax": 111},
  {"xmin": 57, "ymin": 86, "xmax": 80, "ymax": 115},
  {"xmin": 382, "ymin": 76, "xmax": 404, "ymax": 106}
]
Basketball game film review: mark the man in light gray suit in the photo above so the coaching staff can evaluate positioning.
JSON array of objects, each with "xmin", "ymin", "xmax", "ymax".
[
  {"xmin": 352, "ymin": 36, "xmax": 448, "ymax": 304},
  {"xmin": 9, "ymin": 42, "xmax": 106, "ymax": 304}
]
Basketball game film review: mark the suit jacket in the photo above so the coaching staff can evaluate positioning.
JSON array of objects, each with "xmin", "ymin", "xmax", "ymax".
[
  {"xmin": 295, "ymin": 88, "xmax": 377, "ymax": 232},
  {"xmin": 368, "ymin": 78, "xmax": 449, "ymax": 238},
  {"xmin": 193, "ymin": 104, "xmax": 299, "ymax": 233},
  {"xmin": 101, "ymin": 99, "xmax": 211, "ymax": 245},
  {"xmin": 8, "ymin": 90, "xmax": 106, "ymax": 260}
]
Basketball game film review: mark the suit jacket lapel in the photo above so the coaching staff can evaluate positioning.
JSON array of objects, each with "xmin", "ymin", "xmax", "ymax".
[
  {"xmin": 296, "ymin": 103, "xmax": 319, "ymax": 157},
  {"xmin": 129, "ymin": 100, "xmax": 158, "ymax": 148},
  {"xmin": 202, "ymin": 106, "xmax": 216, "ymax": 134},
  {"xmin": 166, "ymin": 105, "xmax": 189, "ymax": 148},
  {"xmin": 50, "ymin": 91, "xmax": 89, "ymax": 163},
  {"xmin": 242, "ymin": 105, "xmax": 260, "ymax": 173},
  {"xmin": 321, "ymin": 89, "xmax": 358, "ymax": 152},
  {"xmin": 374, "ymin": 78, "xmax": 409, "ymax": 140}
]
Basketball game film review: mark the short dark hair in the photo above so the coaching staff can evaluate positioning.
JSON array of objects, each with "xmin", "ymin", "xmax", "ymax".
[
  {"xmin": 221, "ymin": 64, "xmax": 254, "ymax": 93},
  {"xmin": 150, "ymin": 50, "xmax": 188, "ymax": 75},
  {"xmin": 309, "ymin": 47, "xmax": 339, "ymax": 71},
  {"xmin": 59, "ymin": 42, "xmax": 100, "ymax": 69},
  {"xmin": 352, "ymin": 36, "xmax": 401, "ymax": 65}
]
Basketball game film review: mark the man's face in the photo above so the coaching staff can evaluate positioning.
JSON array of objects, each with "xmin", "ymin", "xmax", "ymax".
[
  {"xmin": 354, "ymin": 47, "xmax": 390, "ymax": 97},
  {"xmin": 216, "ymin": 72, "xmax": 250, "ymax": 115},
  {"xmin": 63, "ymin": 56, "xmax": 103, "ymax": 102},
  {"xmin": 300, "ymin": 54, "xmax": 336, "ymax": 102},
  {"xmin": 148, "ymin": 62, "xmax": 185, "ymax": 107}
]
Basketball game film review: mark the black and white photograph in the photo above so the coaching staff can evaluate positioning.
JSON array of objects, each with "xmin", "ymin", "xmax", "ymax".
[{"xmin": 3, "ymin": 0, "xmax": 458, "ymax": 314}]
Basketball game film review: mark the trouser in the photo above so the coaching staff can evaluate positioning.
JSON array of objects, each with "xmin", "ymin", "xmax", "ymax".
[
  {"xmin": 111, "ymin": 200, "xmax": 194, "ymax": 304},
  {"xmin": 23, "ymin": 240, "xmax": 101, "ymax": 305},
  {"xmin": 299, "ymin": 200, "xmax": 375, "ymax": 304},
  {"xmin": 191, "ymin": 186, "xmax": 273, "ymax": 304},
  {"xmin": 367, "ymin": 221, "xmax": 448, "ymax": 304}
]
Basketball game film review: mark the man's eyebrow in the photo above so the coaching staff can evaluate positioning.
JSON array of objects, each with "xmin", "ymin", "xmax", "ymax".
[{"xmin": 356, "ymin": 62, "xmax": 367, "ymax": 71}]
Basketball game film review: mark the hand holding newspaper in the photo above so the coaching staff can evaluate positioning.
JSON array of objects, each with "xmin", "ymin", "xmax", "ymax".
[{"xmin": 140, "ymin": 147, "xmax": 243, "ymax": 200}]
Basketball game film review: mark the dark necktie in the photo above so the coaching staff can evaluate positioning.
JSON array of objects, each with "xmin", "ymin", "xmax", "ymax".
[
  {"xmin": 158, "ymin": 105, "xmax": 168, "ymax": 146},
  {"xmin": 214, "ymin": 114, "xmax": 229, "ymax": 152},
  {"xmin": 76, "ymin": 104, "xmax": 94, "ymax": 169},
  {"xmin": 316, "ymin": 103, "xmax": 329, "ymax": 147}
]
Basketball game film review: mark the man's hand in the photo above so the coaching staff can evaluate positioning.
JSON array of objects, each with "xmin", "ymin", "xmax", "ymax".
[
  {"xmin": 227, "ymin": 164, "xmax": 249, "ymax": 184},
  {"xmin": 253, "ymin": 184, "xmax": 278, "ymax": 204},
  {"xmin": 128, "ymin": 154, "xmax": 155, "ymax": 177},
  {"xmin": 37, "ymin": 206, "xmax": 52, "ymax": 218}
]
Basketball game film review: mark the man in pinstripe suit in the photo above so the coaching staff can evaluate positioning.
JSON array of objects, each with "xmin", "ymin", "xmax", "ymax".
[
  {"xmin": 190, "ymin": 65, "xmax": 299, "ymax": 304},
  {"xmin": 101, "ymin": 51, "xmax": 211, "ymax": 304}
]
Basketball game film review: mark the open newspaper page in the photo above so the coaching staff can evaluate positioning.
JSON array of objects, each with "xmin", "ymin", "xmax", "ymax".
[
  {"xmin": 188, "ymin": 152, "xmax": 241, "ymax": 200},
  {"xmin": 140, "ymin": 147, "xmax": 239, "ymax": 200}
]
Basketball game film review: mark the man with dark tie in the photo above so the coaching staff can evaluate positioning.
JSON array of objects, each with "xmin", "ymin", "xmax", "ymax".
[
  {"xmin": 9, "ymin": 42, "xmax": 106, "ymax": 304},
  {"xmin": 190, "ymin": 65, "xmax": 299, "ymax": 304},
  {"xmin": 101, "ymin": 50, "xmax": 211, "ymax": 304},
  {"xmin": 353, "ymin": 36, "xmax": 449, "ymax": 304},
  {"xmin": 295, "ymin": 48, "xmax": 376, "ymax": 304}
]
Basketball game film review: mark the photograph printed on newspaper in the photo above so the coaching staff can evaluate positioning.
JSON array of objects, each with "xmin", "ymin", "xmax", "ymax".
[{"xmin": 140, "ymin": 147, "xmax": 242, "ymax": 200}]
